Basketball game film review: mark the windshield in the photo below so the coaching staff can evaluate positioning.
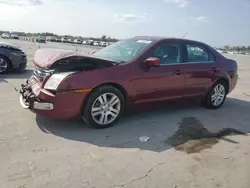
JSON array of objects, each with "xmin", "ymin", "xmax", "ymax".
[{"xmin": 93, "ymin": 38, "xmax": 154, "ymax": 63}]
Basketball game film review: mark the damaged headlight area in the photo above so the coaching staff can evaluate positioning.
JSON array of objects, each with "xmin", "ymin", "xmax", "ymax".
[
  {"xmin": 44, "ymin": 72, "xmax": 75, "ymax": 90},
  {"xmin": 33, "ymin": 67, "xmax": 55, "ymax": 80}
]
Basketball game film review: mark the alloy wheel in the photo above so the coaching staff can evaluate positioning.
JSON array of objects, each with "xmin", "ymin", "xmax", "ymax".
[
  {"xmin": 91, "ymin": 93, "xmax": 121, "ymax": 125},
  {"xmin": 211, "ymin": 84, "xmax": 226, "ymax": 106},
  {"xmin": 0, "ymin": 58, "xmax": 8, "ymax": 73}
]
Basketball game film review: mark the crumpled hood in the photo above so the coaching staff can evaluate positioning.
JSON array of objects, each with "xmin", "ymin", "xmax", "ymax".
[
  {"xmin": 0, "ymin": 41, "xmax": 22, "ymax": 51},
  {"xmin": 33, "ymin": 48, "xmax": 116, "ymax": 69}
]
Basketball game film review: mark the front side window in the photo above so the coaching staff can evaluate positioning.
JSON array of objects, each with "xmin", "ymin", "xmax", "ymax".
[
  {"xmin": 93, "ymin": 38, "xmax": 155, "ymax": 63},
  {"xmin": 187, "ymin": 44, "xmax": 209, "ymax": 62},
  {"xmin": 149, "ymin": 43, "xmax": 181, "ymax": 65}
]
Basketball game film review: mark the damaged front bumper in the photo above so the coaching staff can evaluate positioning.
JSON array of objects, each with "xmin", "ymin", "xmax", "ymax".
[
  {"xmin": 18, "ymin": 76, "xmax": 88, "ymax": 119},
  {"xmin": 19, "ymin": 79, "xmax": 54, "ymax": 110}
]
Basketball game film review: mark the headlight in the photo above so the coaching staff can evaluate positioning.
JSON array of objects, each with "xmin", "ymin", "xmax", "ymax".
[{"xmin": 44, "ymin": 72, "xmax": 75, "ymax": 90}]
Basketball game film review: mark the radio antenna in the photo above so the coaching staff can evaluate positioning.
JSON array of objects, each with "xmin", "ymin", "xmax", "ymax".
[{"xmin": 182, "ymin": 32, "xmax": 188, "ymax": 39}]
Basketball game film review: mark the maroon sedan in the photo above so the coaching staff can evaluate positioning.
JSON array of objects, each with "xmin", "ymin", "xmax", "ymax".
[{"xmin": 19, "ymin": 36, "xmax": 238, "ymax": 128}]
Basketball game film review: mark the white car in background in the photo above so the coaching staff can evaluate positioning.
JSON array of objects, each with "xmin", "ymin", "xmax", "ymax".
[
  {"xmin": 100, "ymin": 41, "xmax": 107, "ymax": 47},
  {"xmin": 73, "ymin": 39, "xmax": 82, "ymax": 44},
  {"xmin": 93, "ymin": 41, "xmax": 100, "ymax": 46},
  {"xmin": 1, "ymin": 33, "xmax": 10, "ymax": 39},
  {"xmin": 67, "ymin": 39, "xmax": 73, "ymax": 43}
]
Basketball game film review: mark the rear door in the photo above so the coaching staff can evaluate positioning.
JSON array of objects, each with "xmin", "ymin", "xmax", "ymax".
[{"xmin": 182, "ymin": 42, "xmax": 219, "ymax": 97}]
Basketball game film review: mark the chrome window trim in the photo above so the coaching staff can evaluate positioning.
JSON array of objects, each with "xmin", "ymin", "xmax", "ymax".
[{"xmin": 159, "ymin": 61, "xmax": 215, "ymax": 66}]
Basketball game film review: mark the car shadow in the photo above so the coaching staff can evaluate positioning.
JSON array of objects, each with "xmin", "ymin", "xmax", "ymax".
[
  {"xmin": 0, "ymin": 69, "xmax": 33, "ymax": 82},
  {"xmin": 36, "ymin": 97, "xmax": 249, "ymax": 153}
]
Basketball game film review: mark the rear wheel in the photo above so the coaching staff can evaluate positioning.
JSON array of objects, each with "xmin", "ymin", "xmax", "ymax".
[
  {"xmin": 82, "ymin": 86, "xmax": 125, "ymax": 129},
  {"xmin": 203, "ymin": 80, "xmax": 228, "ymax": 109},
  {"xmin": 0, "ymin": 56, "xmax": 11, "ymax": 74}
]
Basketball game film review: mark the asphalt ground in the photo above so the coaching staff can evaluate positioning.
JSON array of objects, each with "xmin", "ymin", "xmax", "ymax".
[{"xmin": 0, "ymin": 39, "xmax": 250, "ymax": 188}]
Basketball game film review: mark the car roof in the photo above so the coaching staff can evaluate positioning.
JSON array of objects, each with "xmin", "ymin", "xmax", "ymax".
[{"xmin": 130, "ymin": 36, "xmax": 208, "ymax": 46}]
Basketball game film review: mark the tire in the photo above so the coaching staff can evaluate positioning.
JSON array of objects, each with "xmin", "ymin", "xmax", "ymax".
[
  {"xmin": 202, "ymin": 80, "xmax": 228, "ymax": 109},
  {"xmin": 0, "ymin": 55, "xmax": 11, "ymax": 74},
  {"xmin": 82, "ymin": 86, "xmax": 125, "ymax": 129}
]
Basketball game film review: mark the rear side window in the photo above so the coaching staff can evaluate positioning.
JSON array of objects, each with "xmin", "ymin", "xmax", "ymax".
[
  {"xmin": 209, "ymin": 51, "xmax": 215, "ymax": 61},
  {"xmin": 187, "ymin": 44, "xmax": 209, "ymax": 62}
]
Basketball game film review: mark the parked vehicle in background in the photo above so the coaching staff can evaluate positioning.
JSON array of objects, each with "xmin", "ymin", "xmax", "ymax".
[
  {"xmin": 87, "ymin": 40, "xmax": 94, "ymax": 45},
  {"xmin": 82, "ymin": 41, "xmax": 87, "ymax": 45},
  {"xmin": 19, "ymin": 36, "xmax": 238, "ymax": 129},
  {"xmin": 100, "ymin": 41, "xmax": 107, "ymax": 47},
  {"xmin": 238, "ymin": 52, "xmax": 246, "ymax": 55},
  {"xmin": 54, "ymin": 38, "xmax": 61, "ymax": 42},
  {"xmin": 216, "ymin": 49, "xmax": 227, "ymax": 54},
  {"xmin": 61, "ymin": 38, "xmax": 70, "ymax": 43},
  {"xmin": 93, "ymin": 41, "xmax": 99, "ymax": 46},
  {"xmin": 46, "ymin": 36, "xmax": 56, "ymax": 41},
  {"xmin": 1, "ymin": 33, "xmax": 10, "ymax": 39},
  {"xmin": 35, "ymin": 36, "xmax": 46, "ymax": 43},
  {"xmin": 73, "ymin": 39, "xmax": 82, "ymax": 44},
  {"xmin": 0, "ymin": 41, "xmax": 27, "ymax": 73},
  {"xmin": 10, "ymin": 33, "xmax": 19, "ymax": 39},
  {"xmin": 67, "ymin": 39, "xmax": 73, "ymax": 43}
]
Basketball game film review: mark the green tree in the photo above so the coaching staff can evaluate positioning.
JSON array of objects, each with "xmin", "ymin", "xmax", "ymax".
[{"xmin": 101, "ymin": 35, "xmax": 107, "ymax": 41}]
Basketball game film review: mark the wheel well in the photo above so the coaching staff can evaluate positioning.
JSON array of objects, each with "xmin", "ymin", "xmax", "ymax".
[
  {"xmin": 0, "ymin": 54, "xmax": 12, "ymax": 69},
  {"xmin": 94, "ymin": 82, "xmax": 128, "ymax": 100},
  {"xmin": 215, "ymin": 78, "xmax": 229, "ymax": 93},
  {"xmin": 82, "ymin": 82, "xmax": 128, "ymax": 111}
]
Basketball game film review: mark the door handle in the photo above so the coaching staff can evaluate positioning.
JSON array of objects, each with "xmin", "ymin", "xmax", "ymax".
[
  {"xmin": 175, "ymin": 69, "xmax": 184, "ymax": 75},
  {"xmin": 211, "ymin": 67, "xmax": 219, "ymax": 73}
]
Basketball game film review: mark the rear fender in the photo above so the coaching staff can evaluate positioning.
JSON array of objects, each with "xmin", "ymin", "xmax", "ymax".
[{"xmin": 211, "ymin": 76, "xmax": 230, "ymax": 93}]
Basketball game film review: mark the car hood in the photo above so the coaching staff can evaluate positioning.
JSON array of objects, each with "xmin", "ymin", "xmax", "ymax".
[
  {"xmin": 0, "ymin": 41, "xmax": 22, "ymax": 51},
  {"xmin": 33, "ymin": 48, "xmax": 117, "ymax": 69}
]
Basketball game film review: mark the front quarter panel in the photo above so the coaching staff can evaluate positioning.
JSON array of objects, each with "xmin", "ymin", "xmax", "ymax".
[{"xmin": 57, "ymin": 63, "xmax": 136, "ymax": 99}]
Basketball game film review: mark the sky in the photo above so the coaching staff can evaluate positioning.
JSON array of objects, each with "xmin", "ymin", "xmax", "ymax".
[{"xmin": 0, "ymin": 0, "xmax": 250, "ymax": 47}]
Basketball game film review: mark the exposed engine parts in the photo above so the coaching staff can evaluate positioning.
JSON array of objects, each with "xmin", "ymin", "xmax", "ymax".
[{"xmin": 19, "ymin": 80, "xmax": 38, "ymax": 108}]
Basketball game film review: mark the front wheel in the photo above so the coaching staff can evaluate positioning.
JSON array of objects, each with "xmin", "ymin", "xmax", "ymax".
[
  {"xmin": 0, "ymin": 56, "xmax": 11, "ymax": 74},
  {"xmin": 82, "ymin": 86, "xmax": 125, "ymax": 129},
  {"xmin": 203, "ymin": 80, "xmax": 228, "ymax": 109}
]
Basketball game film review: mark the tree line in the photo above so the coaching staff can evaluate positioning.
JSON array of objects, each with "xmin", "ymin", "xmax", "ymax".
[
  {"xmin": 219, "ymin": 45, "xmax": 250, "ymax": 53},
  {"xmin": 0, "ymin": 30, "xmax": 119, "ymax": 42}
]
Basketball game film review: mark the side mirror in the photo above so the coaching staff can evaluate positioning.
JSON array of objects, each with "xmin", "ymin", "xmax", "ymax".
[{"xmin": 145, "ymin": 57, "xmax": 160, "ymax": 67}]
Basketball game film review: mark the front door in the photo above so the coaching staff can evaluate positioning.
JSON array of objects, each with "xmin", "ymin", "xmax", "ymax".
[{"xmin": 132, "ymin": 41, "xmax": 185, "ymax": 103}]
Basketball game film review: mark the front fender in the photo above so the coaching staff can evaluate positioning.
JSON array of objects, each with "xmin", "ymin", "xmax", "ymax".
[
  {"xmin": 0, "ymin": 49, "xmax": 12, "ymax": 62},
  {"xmin": 0, "ymin": 48, "xmax": 24, "ymax": 69}
]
